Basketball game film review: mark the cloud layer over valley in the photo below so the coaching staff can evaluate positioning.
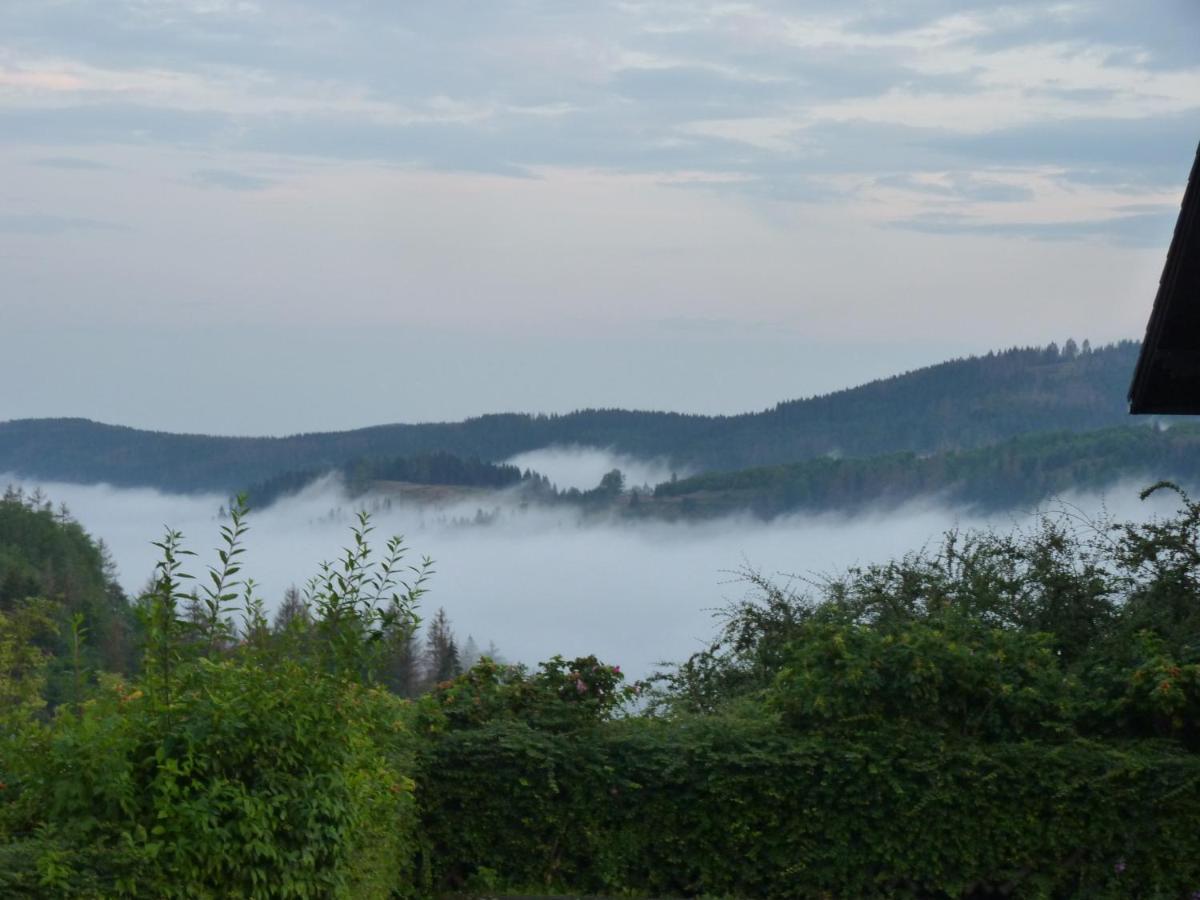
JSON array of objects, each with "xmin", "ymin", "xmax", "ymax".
[
  {"xmin": 5, "ymin": 467, "xmax": 1183, "ymax": 681},
  {"xmin": 505, "ymin": 445, "xmax": 685, "ymax": 491}
]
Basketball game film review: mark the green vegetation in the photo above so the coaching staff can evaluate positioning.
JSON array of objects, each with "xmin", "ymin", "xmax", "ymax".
[
  {"xmin": 256, "ymin": 421, "xmax": 1200, "ymax": 522},
  {"xmin": 0, "ymin": 498, "xmax": 428, "ymax": 898},
  {"xmin": 648, "ymin": 422, "xmax": 1200, "ymax": 517},
  {"xmin": 0, "ymin": 487, "xmax": 135, "ymax": 701},
  {"xmin": 0, "ymin": 341, "xmax": 1148, "ymax": 493},
  {"xmin": 4, "ymin": 481, "xmax": 1200, "ymax": 897}
]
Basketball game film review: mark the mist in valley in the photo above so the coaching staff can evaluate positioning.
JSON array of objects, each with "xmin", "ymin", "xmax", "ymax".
[
  {"xmin": 3, "ymin": 449, "xmax": 1183, "ymax": 681},
  {"xmin": 504, "ymin": 445, "xmax": 686, "ymax": 492}
]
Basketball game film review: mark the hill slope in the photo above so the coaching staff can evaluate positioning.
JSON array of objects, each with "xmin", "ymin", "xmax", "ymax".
[
  {"xmin": 0, "ymin": 341, "xmax": 1145, "ymax": 493},
  {"xmin": 644, "ymin": 422, "xmax": 1200, "ymax": 518}
]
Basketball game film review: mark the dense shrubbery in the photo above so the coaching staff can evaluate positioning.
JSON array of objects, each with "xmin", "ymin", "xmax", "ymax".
[
  {"xmin": 4, "ymin": 660, "xmax": 419, "ymax": 898},
  {"xmin": 416, "ymin": 653, "xmax": 635, "ymax": 734},
  {"xmin": 419, "ymin": 716, "xmax": 1200, "ymax": 898},
  {"xmin": 416, "ymin": 485, "xmax": 1200, "ymax": 898},
  {"xmin": 0, "ymin": 500, "xmax": 426, "ymax": 898},
  {"xmin": 4, "ymin": 481, "xmax": 1200, "ymax": 897}
]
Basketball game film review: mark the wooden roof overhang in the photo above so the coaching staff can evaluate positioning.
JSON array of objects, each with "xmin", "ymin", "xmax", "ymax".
[{"xmin": 1130, "ymin": 142, "xmax": 1200, "ymax": 414}]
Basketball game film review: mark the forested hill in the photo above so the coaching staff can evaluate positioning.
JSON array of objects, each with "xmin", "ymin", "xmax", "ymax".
[
  {"xmin": 645, "ymin": 422, "xmax": 1200, "ymax": 519},
  {"xmin": 0, "ymin": 341, "xmax": 1145, "ymax": 493}
]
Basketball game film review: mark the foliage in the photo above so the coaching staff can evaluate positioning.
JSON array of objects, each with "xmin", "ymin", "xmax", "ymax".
[
  {"xmin": 0, "ymin": 487, "xmax": 135, "ymax": 690},
  {"xmin": 3, "ymin": 661, "xmax": 419, "ymax": 898},
  {"xmin": 6, "ymin": 479, "xmax": 1200, "ymax": 897},
  {"xmin": 418, "ymin": 715, "xmax": 1200, "ymax": 898},
  {"xmin": 1108, "ymin": 630, "xmax": 1200, "ymax": 748},
  {"xmin": 650, "ymin": 506, "xmax": 1130, "ymax": 722},
  {"xmin": 0, "ymin": 508, "xmax": 427, "ymax": 898},
  {"xmin": 768, "ymin": 619, "xmax": 1078, "ymax": 740},
  {"xmin": 417, "ymin": 654, "xmax": 637, "ymax": 734},
  {"xmin": 650, "ymin": 421, "xmax": 1200, "ymax": 518},
  {"xmin": 305, "ymin": 510, "xmax": 432, "ymax": 683}
]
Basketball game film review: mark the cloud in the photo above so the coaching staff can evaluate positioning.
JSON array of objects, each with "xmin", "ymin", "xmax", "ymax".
[
  {"xmin": 872, "ymin": 172, "xmax": 1036, "ymax": 203},
  {"xmin": 191, "ymin": 167, "xmax": 272, "ymax": 190},
  {"xmin": 0, "ymin": 213, "xmax": 126, "ymax": 234},
  {"xmin": 30, "ymin": 155, "xmax": 110, "ymax": 170},
  {"xmin": 888, "ymin": 209, "xmax": 1179, "ymax": 247},
  {"xmin": 504, "ymin": 446, "xmax": 687, "ymax": 492},
  {"xmin": 0, "ymin": 1, "xmax": 1194, "ymax": 190}
]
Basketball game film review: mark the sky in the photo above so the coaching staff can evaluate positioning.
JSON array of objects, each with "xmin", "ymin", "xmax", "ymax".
[{"xmin": 2, "ymin": 0, "xmax": 1198, "ymax": 434}]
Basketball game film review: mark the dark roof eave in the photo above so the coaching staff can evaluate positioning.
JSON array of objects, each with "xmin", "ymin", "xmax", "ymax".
[{"xmin": 1129, "ymin": 140, "xmax": 1200, "ymax": 414}]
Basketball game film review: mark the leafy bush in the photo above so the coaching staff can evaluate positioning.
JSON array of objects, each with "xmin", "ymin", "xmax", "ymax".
[
  {"xmin": 769, "ymin": 618, "xmax": 1079, "ymax": 740},
  {"xmin": 417, "ymin": 654, "xmax": 636, "ymax": 734},
  {"xmin": 4, "ymin": 658, "xmax": 420, "ymax": 898},
  {"xmin": 0, "ymin": 502, "xmax": 427, "ymax": 898}
]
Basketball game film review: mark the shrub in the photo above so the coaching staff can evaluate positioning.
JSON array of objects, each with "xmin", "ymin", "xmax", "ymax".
[
  {"xmin": 1, "ymin": 504, "xmax": 427, "ymax": 898},
  {"xmin": 4, "ymin": 658, "xmax": 420, "ymax": 898},
  {"xmin": 417, "ymin": 654, "xmax": 636, "ymax": 734},
  {"xmin": 768, "ymin": 618, "xmax": 1080, "ymax": 740}
]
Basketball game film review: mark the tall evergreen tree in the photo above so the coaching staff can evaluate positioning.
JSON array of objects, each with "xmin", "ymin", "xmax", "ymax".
[
  {"xmin": 424, "ymin": 607, "xmax": 462, "ymax": 686},
  {"xmin": 272, "ymin": 585, "xmax": 310, "ymax": 633},
  {"xmin": 460, "ymin": 635, "xmax": 481, "ymax": 670}
]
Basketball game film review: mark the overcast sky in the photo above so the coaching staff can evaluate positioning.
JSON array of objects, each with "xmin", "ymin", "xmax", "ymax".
[{"xmin": 2, "ymin": 0, "xmax": 1198, "ymax": 434}]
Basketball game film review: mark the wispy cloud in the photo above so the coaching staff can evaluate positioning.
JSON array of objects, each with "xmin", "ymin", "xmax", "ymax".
[
  {"xmin": 889, "ymin": 209, "xmax": 1178, "ymax": 248},
  {"xmin": 0, "ymin": 213, "xmax": 127, "ymax": 234},
  {"xmin": 30, "ymin": 155, "xmax": 110, "ymax": 169},
  {"xmin": 1, "ymin": 1, "xmax": 1195, "ymax": 236},
  {"xmin": 191, "ymin": 167, "xmax": 272, "ymax": 190}
]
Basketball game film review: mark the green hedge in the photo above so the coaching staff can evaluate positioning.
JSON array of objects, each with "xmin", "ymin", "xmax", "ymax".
[{"xmin": 418, "ymin": 716, "xmax": 1200, "ymax": 899}]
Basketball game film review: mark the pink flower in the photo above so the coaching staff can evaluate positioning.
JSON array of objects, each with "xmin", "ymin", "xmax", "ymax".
[{"xmin": 575, "ymin": 679, "xmax": 588, "ymax": 693}]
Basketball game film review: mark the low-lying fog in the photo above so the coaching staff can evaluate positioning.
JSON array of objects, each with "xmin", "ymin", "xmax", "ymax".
[
  {"xmin": 504, "ymin": 445, "xmax": 685, "ymax": 492},
  {"xmin": 3, "ymin": 449, "xmax": 1181, "ymax": 681}
]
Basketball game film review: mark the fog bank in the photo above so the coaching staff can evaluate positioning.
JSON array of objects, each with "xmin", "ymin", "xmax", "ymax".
[
  {"xmin": 504, "ymin": 446, "xmax": 685, "ymax": 492},
  {"xmin": 2, "ymin": 473, "xmax": 1180, "ymax": 680}
]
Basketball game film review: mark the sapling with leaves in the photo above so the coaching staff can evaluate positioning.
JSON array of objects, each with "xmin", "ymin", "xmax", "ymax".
[
  {"xmin": 307, "ymin": 510, "xmax": 434, "ymax": 683},
  {"xmin": 68, "ymin": 612, "xmax": 87, "ymax": 718},
  {"xmin": 195, "ymin": 494, "xmax": 252, "ymax": 654},
  {"xmin": 139, "ymin": 526, "xmax": 194, "ymax": 717}
]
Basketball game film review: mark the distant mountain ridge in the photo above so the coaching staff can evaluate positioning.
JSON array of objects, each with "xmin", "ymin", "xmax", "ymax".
[{"xmin": 0, "ymin": 341, "xmax": 1146, "ymax": 493}]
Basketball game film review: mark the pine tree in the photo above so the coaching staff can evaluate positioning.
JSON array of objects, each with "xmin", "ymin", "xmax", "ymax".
[
  {"xmin": 272, "ymin": 585, "xmax": 310, "ymax": 633},
  {"xmin": 380, "ymin": 620, "xmax": 422, "ymax": 697},
  {"xmin": 461, "ymin": 635, "xmax": 481, "ymax": 670},
  {"xmin": 424, "ymin": 608, "xmax": 462, "ymax": 686}
]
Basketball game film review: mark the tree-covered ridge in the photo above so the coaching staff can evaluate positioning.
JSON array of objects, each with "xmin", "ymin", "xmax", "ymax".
[
  {"xmin": 0, "ymin": 486, "xmax": 135, "ymax": 692},
  {"xmin": 243, "ymin": 451, "xmax": 549, "ymax": 508},
  {"xmin": 647, "ymin": 422, "xmax": 1200, "ymax": 518},
  {"xmin": 0, "ymin": 340, "xmax": 1145, "ymax": 493}
]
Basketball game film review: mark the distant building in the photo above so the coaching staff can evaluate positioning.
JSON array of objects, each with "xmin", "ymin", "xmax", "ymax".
[{"xmin": 1129, "ymin": 141, "xmax": 1200, "ymax": 414}]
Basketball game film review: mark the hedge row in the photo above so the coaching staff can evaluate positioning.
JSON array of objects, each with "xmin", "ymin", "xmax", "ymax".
[{"xmin": 418, "ymin": 716, "xmax": 1200, "ymax": 899}]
